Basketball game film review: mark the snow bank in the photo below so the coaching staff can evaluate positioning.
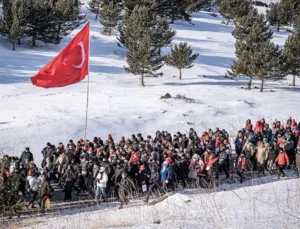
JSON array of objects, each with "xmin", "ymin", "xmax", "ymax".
[{"xmin": 19, "ymin": 178, "xmax": 300, "ymax": 229}]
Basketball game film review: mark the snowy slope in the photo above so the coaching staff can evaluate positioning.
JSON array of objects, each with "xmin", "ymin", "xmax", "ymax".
[
  {"xmin": 0, "ymin": 5, "xmax": 298, "ymax": 164},
  {"xmin": 20, "ymin": 178, "xmax": 300, "ymax": 229}
]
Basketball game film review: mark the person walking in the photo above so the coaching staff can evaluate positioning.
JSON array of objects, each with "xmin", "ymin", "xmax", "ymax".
[
  {"xmin": 275, "ymin": 148, "xmax": 289, "ymax": 179},
  {"xmin": 95, "ymin": 166, "xmax": 108, "ymax": 202}
]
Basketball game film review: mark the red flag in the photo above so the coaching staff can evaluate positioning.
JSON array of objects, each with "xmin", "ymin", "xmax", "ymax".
[
  {"xmin": 31, "ymin": 22, "xmax": 90, "ymax": 88},
  {"xmin": 129, "ymin": 152, "xmax": 139, "ymax": 163}
]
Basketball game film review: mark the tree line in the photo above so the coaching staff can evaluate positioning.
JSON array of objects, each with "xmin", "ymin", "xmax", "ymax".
[
  {"xmin": 88, "ymin": 0, "xmax": 209, "ymax": 86},
  {"xmin": 219, "ymin": 0, "xmax": 300, "ymax": 91},
  {"xmin": 0, "ymin": 0, "xmax": 86, "ymax": 50}
]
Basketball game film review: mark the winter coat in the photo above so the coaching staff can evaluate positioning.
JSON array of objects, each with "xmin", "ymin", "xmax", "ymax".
[
  {"xmin": 245, "ymin": 123, "xmax": 253, "ymax": 132},
  {"xmin": 237, "ymin": 155, "xmax": 247, "ymax": 170},
  {"xmin": 235, "ymin": 137, "xmax": 244, "ymax": 150},
  {"xmin": 148, "ymin": 162, "xmax": 160, "ymax": 184},
  {"xmin": 161, "ymin": 166, "xmax": 170, "ymax": 181},
  {"xmin": 218, "ymin": 150, "xmax": 228, "ymax": 165},
  {"xmin": 26, "ymin": 176, "xmax": 39, "ymax": 192},
  {"xmin": 256, "ymin": 144, "xmax": 269, "ymax": 164},
  {"xmin": 96, "ymin": 171, "xmax": 108, "ymax": 187},
  {"xmin": 111, "ymin": 166, "xmax": 124, "ymax": 183},
  {"xmin": 20, "ymin": 151, "xmax": 34, "ymax": 165},
  {"xmin": 39, "ymin": 180, "xmax": 51, "ymax": 198},
  {"xmin": 175, "ymin": 158, "xmax": 189, "ymax": 179},
  {"xmin": 295, "ymin": 151, "xmax": 300, "ymax": 167},
  {"xmin": 63, "ymin": 170, "xmax": 76, "ymax": 192},
  {"xmin": 93, "ymin": 164, "xmax": 100, "ymax": 178},
  {"xmin": 188, "ymin": 160, "xmax": 199, "ymax": 179},
  {"xmin": 275, "ymin": 152, "xmax": 289, "ymax": 166},
  {"xmin": 101, "ymin": 161, "xmax": 112, "ymax": 177},
  {"xmin": 80, "ymin": 159, "xmax": 88, "ymax": 175}
]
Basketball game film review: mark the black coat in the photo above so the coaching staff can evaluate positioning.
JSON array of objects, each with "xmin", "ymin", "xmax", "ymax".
[{"xmin": 20, "ymin": 151, "xmax": 33, "ymax": 165}]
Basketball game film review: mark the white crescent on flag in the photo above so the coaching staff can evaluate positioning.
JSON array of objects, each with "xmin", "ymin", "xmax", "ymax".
[{"xmin": 73, "ymin": 41, "xmax": 85, "ymax": 69}]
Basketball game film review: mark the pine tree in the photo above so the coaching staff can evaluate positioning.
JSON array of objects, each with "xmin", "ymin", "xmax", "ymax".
[
  {"xmin": 123, "ymin": 0, "xmax": 153, "ymax": 15},
  {"xmin": 293, "ymin": 11, "xmax": 300, "ymax": 30},
  {"xmin": 165, "ymin": 42, "xmax": 199, "ymax": 80},
  {"xmin": 21, "ymin": 0, "xmax": 85, "ymax": 47},
  {"xmin": 186, "ymin": 0, "xmax": 213, "ymax": 13},
  {"xmin": 125, "ymin": 35, "xmax": 164, "ymax": 87},
  {"xmin": 231, "ymin": 9, "xmax": 272, "ymax": 89},
  {"xmin": 282, "ymin": 31, "xmax": 300, "ymax": 86},
  {"xmin": 156, "ymin": 0, "xmax": 191, "ymax": 23},
  {"xmin": 230, "ymin": 8, "xmax": 282, "ymax": 91},
  {"xmin": 279, "ymin": 0, "xmax": 294, "ymax": 26},
  {"xmin": 251, "ymin": 40, "xmax": 281, "ymax": 92},
  {"xmin": 266, "ymin": 3, "xmax": 281, "ymax": 31},
  {"xmin": 119, "ymin": 5, "xmax": 175, "ymax": 86},
  {"xmin": 99, "ymin": 2, "xmax": 121, "ymax": 35},
  {"xmin": 118, "ymin": 3, "xmax": 175, "ymax": 51},
  {"xmin": 0, "ymin": 157, "xmax": 22, "ymax": 218},
  {"xmin": 88, "ymin": 0, "xmax": 103, "ymax": 21},
  {"xmin": 52, "ymin": 0, "xmax": 86, "ymax": 44},
  {"xmin": 218, "ymin": 0, "xmax": 251, "ymax": 24},
  {"xmin": 267, "ymin": 1, "xmax": 293, "ymax": 31}
]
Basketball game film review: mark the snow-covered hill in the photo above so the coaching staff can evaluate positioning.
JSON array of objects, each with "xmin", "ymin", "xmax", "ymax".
[
  {"xmin": 20, "ymin": 177, "xmax": 300, "ymax": 229},
  {"xmin": 0, "ymin": 4, "xmax": 298, "ymax": 165}
]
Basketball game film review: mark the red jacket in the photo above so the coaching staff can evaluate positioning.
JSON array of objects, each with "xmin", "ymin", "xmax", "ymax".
[
  {"xmin": 275, "ymin": 152, "xmax": 289, "ymax": 166},
  {"xmin": 245, "ymin": 123, "xmax": 253, "ymax": 131}
]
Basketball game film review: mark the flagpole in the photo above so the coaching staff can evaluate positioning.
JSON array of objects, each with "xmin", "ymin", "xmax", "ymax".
[{"xmin": 84, "ymin": 22, "xmax": 90, "ymax": 140}]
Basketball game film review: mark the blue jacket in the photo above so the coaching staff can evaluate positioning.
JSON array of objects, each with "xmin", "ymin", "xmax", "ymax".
[{"xmin": 161, "ymin": 166, "xmax": 170, "ymax": 181}]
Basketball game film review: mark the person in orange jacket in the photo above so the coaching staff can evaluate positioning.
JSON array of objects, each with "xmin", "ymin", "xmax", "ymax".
[{"xmin": 275, "ymin": 148, "xmax": 289, "ymax": 178}]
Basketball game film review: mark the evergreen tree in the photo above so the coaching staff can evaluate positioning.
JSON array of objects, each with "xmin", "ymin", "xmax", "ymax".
[
  {"xmin": 293, "ymin": 11, "xmax": 300, "ymax": 30},
  {"xmin": 123, "ymin": 0, "xmax": 153, "ymax": 15},
  {"xmin": 251, "ymin": 40, "xmax": 281, "ymax": 92},
  {"xmin": 230, "ymin": 8, "xmax": 282, "ymax": 91},
  {"xmin": 52, "ymin": 0, "xmax": 86, "ymax": 44},
  {"xmin": 282, "ymin": 31, "xmax": 300, "ymax": 86},
  {"xmin": 119, "ymin": 5, "xmax": 175, "ymax": 86},
  {"xmin": 0, "ymin": 157, "xmax": 22, "ymax": 218},
  {"xmin": 165, "ymin": 42, "xmax": 199, "ymax": 80},
  {"xmin": 0, "ymin": 0, "xmax": 25, "ymax": 50},
  {"xmin": 267, "ymin": 1, "xmax": 293, "ymax": 31},
  {"xmin": 186, "ymin": 0, "xmax": 213, "ymax": 13},
  {"xmin": 118, "ymin": 3, "xmax": 175, "ymax": 51},
  {"xmin": 22, "ymin": 0, "xmax": 85, "ymax": 47},
  {"xmin": 218, "ymin": 0, "xmax": 251, "ymax": 24},
  {"xmin": 156, "ymin": 0, "xmax": 191, "ymax": 23},
  {"xmin": 266, "ymin": 3, "xmax": 281, "ymax": 31},
  {"xmin": 88, "ymin": 0, "xmax": 103, "ymax": 21},
  {"xmin": 99, "ymin": 2, "xmax": 121, "ymax": 35},
  {"xmin": 125, "ymin": 35, "xmax": 164, "ymax": 86},
  {"xmin": 279, "ymin": 0, "xmax": 294, "ymax": 26}
]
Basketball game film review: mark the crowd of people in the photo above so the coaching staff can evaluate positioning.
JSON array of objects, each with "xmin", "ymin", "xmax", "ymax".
[{"xmin": 1, "ymin": 118, "xmax": 300, "ymax": 212}]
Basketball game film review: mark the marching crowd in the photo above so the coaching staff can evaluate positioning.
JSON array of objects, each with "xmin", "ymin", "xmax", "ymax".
[{"xmin": 1, "ymin": 118, "xmax": 300, "ymax": 212}]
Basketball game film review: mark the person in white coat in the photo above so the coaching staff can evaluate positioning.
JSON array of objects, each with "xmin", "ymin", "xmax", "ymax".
[
  {"xmin": 95, "ymin": 167, "xmax": 108, "ymax": 202},
  {"xmin": 26, "ymin": 170, "xmax": 40, "ymax": 209}
]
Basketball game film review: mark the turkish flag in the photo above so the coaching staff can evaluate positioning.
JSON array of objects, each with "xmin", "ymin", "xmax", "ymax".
[
  {"xmin": 31, "ymin": 22, "xmax": 90, "ymax": 88},
  {"xmin": 129, "ymin": 152, "xmax": 139, "ymax": 163}
]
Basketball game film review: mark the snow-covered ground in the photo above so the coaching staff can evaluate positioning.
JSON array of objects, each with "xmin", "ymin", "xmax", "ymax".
[
  {"xmin": 0, "ymin": 3, "xmax": 298, "ymax": 165},
  {"xmin": 17, "ymin": 177, "xmax": 300, "ymax": 229}
]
